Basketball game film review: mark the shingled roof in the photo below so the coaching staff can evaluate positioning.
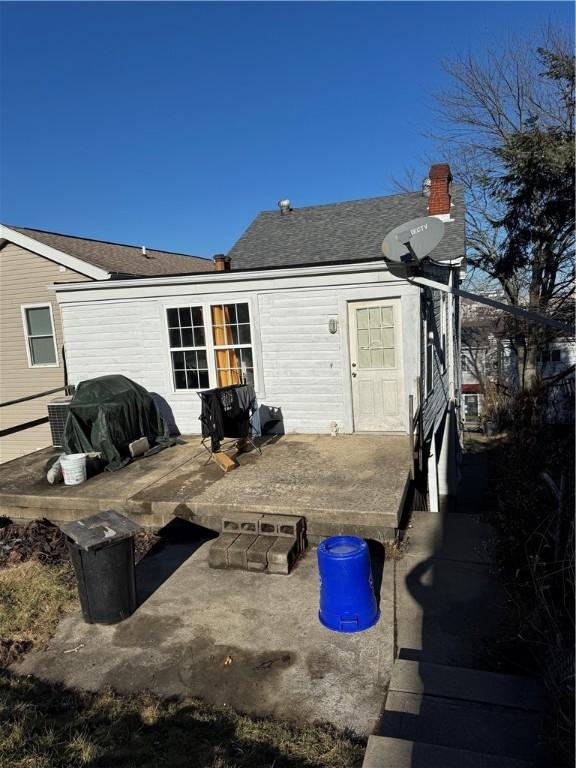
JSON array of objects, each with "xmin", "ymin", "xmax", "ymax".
[
  {"xmin": 9, "ymin": 226, "xmax": 213, "ymax": 277},
  {"xmin": 228, "ymin": 185, "xmax": 465, "ymax": 270}
]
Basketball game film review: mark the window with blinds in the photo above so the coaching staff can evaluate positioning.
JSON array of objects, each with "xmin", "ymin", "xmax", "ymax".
[{"xmin": 166, "ymin": 302, "xmax": 254, "ymax": 390}]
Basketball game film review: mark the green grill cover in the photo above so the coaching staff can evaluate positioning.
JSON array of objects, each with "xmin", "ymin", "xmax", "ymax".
[{"xmin": 63, "ymin": 375, "xmax": 171, "ymax": 471}]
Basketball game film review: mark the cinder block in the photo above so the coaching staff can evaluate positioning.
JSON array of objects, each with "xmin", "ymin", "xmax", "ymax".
[
  {"xmin": 259, "ymin": 514, "xmax": 305, "ymax": 542},
  {"xmin": 222, "ymin": 512, "xmax": 262, "ymax": 534},
  {"xmin": 267, "ymin": 536, "xmax": 300, "ymax": 575},
  {"xmin": 208, "ymin": 533, "xmax": 239, "ymax": 568},
  {"xmin": 247, "ymin": 535, "xmax": 277, "ymax": 565},
  {"xmin": 227, "ymin": 534, "xmax": 258, "ymax": 569},
  {"xmin": 258, "ymin": 515, "xmax": 277, "ymax": 535}
]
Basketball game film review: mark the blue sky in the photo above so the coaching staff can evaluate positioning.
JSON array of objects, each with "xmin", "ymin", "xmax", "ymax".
[{"xmin": 1, "ymin": 1, "xmax": 573, "ymax": 257}]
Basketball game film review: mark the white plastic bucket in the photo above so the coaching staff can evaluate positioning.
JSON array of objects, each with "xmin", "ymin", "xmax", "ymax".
[{"xmin": 61, "ymin": 453, "xmax": 87, "ymax": 486}]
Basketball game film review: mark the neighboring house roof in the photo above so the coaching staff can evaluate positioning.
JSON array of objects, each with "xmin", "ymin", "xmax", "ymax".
[
  {"xmin": 228, "ymin": 185, "xmax": 465, "ymax": 270},
  {"xmin": 2, "ymin": 225, "xmax": 213, "ymax": 277}
]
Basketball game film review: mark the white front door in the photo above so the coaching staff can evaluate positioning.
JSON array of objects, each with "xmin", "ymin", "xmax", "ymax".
[{"xmin": 348, "ymin": 299, "xmax": 405, "ymax": 431}]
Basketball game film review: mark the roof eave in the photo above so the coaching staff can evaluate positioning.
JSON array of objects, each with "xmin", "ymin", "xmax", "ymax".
[{"xmin": 0, "ymin": 225, "xmax": 111, "ymax": 280}]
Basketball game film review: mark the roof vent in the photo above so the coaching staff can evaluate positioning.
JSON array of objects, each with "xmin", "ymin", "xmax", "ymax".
[
  {"xmin": 421, "ymin": 177, "xmax": 431, "ymax": 198},
  {"xmin": 141, "ymin": 246, "xmax": 151, "ymax": 258},
  {"xmin": 278, "ymin": 199, "xmax": 291, "ymax": 215}
]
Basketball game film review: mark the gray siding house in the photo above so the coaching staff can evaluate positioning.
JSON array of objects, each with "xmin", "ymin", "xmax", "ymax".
[{"xmin": 52, "ymin": 164, "xmax": 466, "ymax": 510}]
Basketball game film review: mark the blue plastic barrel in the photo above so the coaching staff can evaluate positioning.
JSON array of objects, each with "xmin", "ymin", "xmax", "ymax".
[{"xmin": 317, "ymin": 536, "xmax": 379, "ymax": 633}]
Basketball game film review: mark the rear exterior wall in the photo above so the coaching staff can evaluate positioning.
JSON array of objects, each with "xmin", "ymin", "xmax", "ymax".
[{"xmin": 58, "ymin": 270, "xmax": 422, "ymax": 435}]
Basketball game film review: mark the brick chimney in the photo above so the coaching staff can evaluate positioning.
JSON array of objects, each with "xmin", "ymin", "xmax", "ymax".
[
  {"xmin": 213, "ymin": 254, "xmax": 231, "ymax": 272},
  {"xmin": 427, "ymin": 163, "xmax": 452, "ymax": 216}
]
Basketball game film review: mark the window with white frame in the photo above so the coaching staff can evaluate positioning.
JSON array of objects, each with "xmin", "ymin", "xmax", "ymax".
[
  {"xmin": 166, "ymin": 302, "xmax": 254, "ymax": 390},
  {"xmin": 463, "ymin": 393, "xmax": 480, "ymax": 421},
  {"xmin": 211, "ymin": 303, "xmax": 254, "ymax": 387},
  {"xmin": 167, "ymin": 307, "xmax": 209, "ymax": 389},
  {"xmin": 22, "ymin": 304, "xmax": 57, "ymax": 366}
]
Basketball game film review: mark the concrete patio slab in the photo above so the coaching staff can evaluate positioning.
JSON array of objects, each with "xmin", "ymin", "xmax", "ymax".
[
  {"xmin": 0, "ymin": 434, "xmax": 412, "ymax": 541},
  {"xmin": 13, "ymin": 528, "xmax": 395, "ymax": 735}
]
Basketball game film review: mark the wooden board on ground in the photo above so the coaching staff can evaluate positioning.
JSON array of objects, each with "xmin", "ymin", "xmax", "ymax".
[{"xmin": 211, "ymin": 451, "xmax": 237, "ymax": 473}]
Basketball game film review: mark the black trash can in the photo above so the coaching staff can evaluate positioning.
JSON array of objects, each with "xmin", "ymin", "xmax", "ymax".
[{"xmin": 60, "ymin": 510, "xmax": 141, "ymax": 624}]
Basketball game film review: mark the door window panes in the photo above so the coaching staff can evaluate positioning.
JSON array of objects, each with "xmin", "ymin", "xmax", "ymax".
[{"xmin": 356, "ymin": 305, "xmax": 396, "ymax": 369}]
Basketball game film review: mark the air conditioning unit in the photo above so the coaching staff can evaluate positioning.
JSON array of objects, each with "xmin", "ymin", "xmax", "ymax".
[{"xmin": 47, "ymin": 396, "xmax": 73, "ymax": 448}]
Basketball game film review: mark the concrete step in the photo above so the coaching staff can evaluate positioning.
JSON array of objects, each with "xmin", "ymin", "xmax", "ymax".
[
  {"xmin": 406, "ymin": 511, "xmax": 495, "ymax": 564},
  {"xmin": 380, "ymin": 691, "xmax": 542, "ymax": 761},
  {"xmin": 390, "ymin": 659, "xmax": 546, "ymax": 711},
  {"xmin": 363, "ymin": 735, "xmax": 532, "ymax": 768},
  {"xmin": 395, "ymin": 556, "xmax": 508, "ymax": 669}
]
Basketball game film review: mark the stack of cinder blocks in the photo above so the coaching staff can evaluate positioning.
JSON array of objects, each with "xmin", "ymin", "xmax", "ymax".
[{"xmin": 209, "ymin": 513, "xmax": 305, "ymax": 575}]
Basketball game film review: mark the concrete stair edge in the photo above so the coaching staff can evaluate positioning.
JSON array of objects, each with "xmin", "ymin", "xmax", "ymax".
[
  {"xmin": 390, "ymin": 657, "xmax": 546, "ymax": 712},
  {"xmin": 381, "ymin": 690, "xmax": 542, "ymax": 762},
  {"xmin": 363, "ymin": 735, "xmax": 533, "ymax": 768}
]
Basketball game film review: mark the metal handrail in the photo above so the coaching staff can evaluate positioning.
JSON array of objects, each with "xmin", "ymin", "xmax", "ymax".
[
  {"xmin": 0, "ymin": 385, "xmax": 73, "ymax": 409},
  {"xmin": 0, "ymin": 385, "xmax": 74, "ymax": 438},
  {"xmin": 0, "ymin": 417, "xmax": 50, "ymax": 439}
]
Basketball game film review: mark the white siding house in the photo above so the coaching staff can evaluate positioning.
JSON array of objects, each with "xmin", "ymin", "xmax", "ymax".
[
  {"xmin": 56, "ymin": 265, "xmax": 422, "ymax": 436},
  {"xmin": 53, "ymin": 164, "xmax": 466, "ymax": 510}
]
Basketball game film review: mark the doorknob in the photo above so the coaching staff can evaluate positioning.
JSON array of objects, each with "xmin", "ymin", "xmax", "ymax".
[
  {"xmin": 352, "ymin": 363, "xmax": 357, "ymax": 367},
  {"xmin": 352, "ymin": 372, "xmax": 357, "ymax": 377}
]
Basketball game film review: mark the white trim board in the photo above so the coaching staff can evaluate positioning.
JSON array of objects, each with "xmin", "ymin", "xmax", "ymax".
[
  {"xmin": 52, "ymin": 268, "xmax": 408, "ymax": 307},
  {"xmin": 1, "ymin": 225, "xmax": 110, "ymax": 280},
  {"xmin": 50, "ymin": 259, "xmax": 392, "ymax": 295}
]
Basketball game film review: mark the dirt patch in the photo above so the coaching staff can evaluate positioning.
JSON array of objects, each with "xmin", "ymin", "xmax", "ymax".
[
  {"xmin": 0, "ymin": 639, "xmax": 32, "ymax": 667},
  {"xmin": 0, "ymin": 517, "xmax": 159, "ymax": 568},
  {"xmin": 134, "ymin": 530, "xmax": 160, "ymax": 562},
  {"xmin": 0, "ymin": 518, "xmax": 69, "ymax": 567}
]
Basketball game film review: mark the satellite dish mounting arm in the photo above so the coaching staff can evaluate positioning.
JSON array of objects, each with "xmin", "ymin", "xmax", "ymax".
[{"xmin": 407, "ymin": 275, "xmax": 572, "ymax": 333}]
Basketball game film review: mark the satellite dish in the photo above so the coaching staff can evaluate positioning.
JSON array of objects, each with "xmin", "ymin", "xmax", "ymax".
[{"xmin": 382, "ymin": 216, "xmax": 445, "ymax": 264}]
